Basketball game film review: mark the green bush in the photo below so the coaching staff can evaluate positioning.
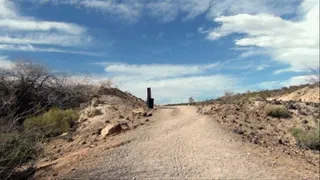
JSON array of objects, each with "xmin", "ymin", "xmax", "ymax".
[
  {"xmin": 291, "ymin": 125, "xmax": 320, "ymax": 150},
  {"xmin": 24, "ymin": 108, "xmax": 79, "ymax": 137},
  {"xmin": 266, "ymin": 106, "xmax": 291, "ymax": 118},
  {"xmin": 0, "ymin": 132, "xmax": 40, "ymax": 177}
]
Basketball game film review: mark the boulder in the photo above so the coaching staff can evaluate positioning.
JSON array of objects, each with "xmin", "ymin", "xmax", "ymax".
[{"xmin": 101, "ymin": 123, "xmax": 122, "ymax": 138}]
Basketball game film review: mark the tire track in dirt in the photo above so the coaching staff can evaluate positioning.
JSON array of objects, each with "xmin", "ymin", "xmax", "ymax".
[{"xmin": 62, "ymin": 106, "xmax": 318, "ymax": 179}]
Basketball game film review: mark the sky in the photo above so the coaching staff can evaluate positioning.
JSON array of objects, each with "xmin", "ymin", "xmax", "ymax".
[{"xmin": 0, "ymin": 0, "xmax": 319, "ymax": 104}]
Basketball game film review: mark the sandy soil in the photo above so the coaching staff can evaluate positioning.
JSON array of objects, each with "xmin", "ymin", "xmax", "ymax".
[
  {"xmin": 36, "ymin": 106, "xmax": 319, "ymax": 179},
  {"xmin": 269, "ymin": 86, "xmax": 320, "ymax": 103}
]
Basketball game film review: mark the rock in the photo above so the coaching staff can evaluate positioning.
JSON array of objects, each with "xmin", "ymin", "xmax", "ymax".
[
  {"xmin": 91, "ymin": 98, "xmax": 100, "ymax": 107},
  {"xmin": 302, "ymin": 119, "xmax": 308, "ymax": 124},
  {"xmin": 119, "ymin": 115, "xmax": 125, "ymax": 119},
  {"xmin": 59, "ymin": 132, "xmax": 68, "ymax": 137},
  {"xmin": 105, "ymin": 120, "xmax": 110, "ymax": 123},
  {"xmin": 132, "ymin": 108, "xmax": 144, "ymax": 118},
  {"xmin": 145, "ymin": 119, "xmax": 150, "ymax": 122},
  {"xmin": 101, "ymin": 123, "xmax": 123, "ymax": 138},
  {"xmin": 79, "ymin": 117, "xmax": 88, "ymax": 123},
  {"xmin": 278, "ymin": 139, "xmax": 284, "ymax": 144},
  {"xmin": 96, "ymin": 128, "xmax": 103, "ymax": 135},
  {"xmin": 286, "ymin": 103, "xmax": 297, "ymax": 110},
  {"xmin": 86, "ymin": 108, "xmax": 103, "ymax": 117},
  {"xmin": 233, "ymin": 128, "xmax": 244, "ymax": 135},
  {"xmin": 119, "ymin": 122, "xmax": 129, "ymax": 130},
  {"xmin": 80, "ymin": 102, "xmax": 90, "ymax": 109}
]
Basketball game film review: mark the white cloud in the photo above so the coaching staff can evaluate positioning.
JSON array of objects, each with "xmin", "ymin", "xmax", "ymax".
[
  {"xmin": 79, "ymin": 0, "xmax": 142, "ymax": 22},
  {"xmin": 0, "ymin": 0, "xmax": 85, "ymax": 34},
  {"xmin": 34, "ymin": 0, "xmax": 143, "ymax": 22},
  {"xmin": 0, "ymin": 44, "xmax": 102, "ymax": 56},
  {"xmin": 96, "ymin": 62, "xmax": 238, "ymax": 103},
  {"xmin": 0, "ymin": 0, "xmax": 18, "ymax": 18},
  {"xmin": 0, "ymin": 55, "xmax": 13, "ymax": 69},
  {"xmin": 104, "ymin": 63, "xmax": 219, "ymax": 79},
  {"xmin": 119, "ymin": 75, "xmax": 238, "ymax": 104},
  {"xmin": 204, "ymin": 0, "xmax": 319, "ymax": 73},
  {"xmin": 0, "ymin": 33, "xmax": 92, "ymax": 47},
  {"xmin": 31, "ymin": 0, "xmax": 301, "ymax": 23},
  {"xmin": 0, "ymin": 19, "xmax": 86, "ymax": 35},
  {"xmin": 0, "ymin": 0, "xmax": 98, "ymax": 55},
  {"xmin": 257, "ymin": 75, "xmax": 314, "ymax": 90},
  {"xmin": 207, "ymin": 0, "xmax": 299, "ymax": 18},
  {"xmin": 146, "ymin": 1, "xmax": 179, "ymax": 23}
]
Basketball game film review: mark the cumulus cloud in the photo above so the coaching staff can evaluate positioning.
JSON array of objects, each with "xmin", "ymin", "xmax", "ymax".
[
  {"xmin": 203, "ymin": 0, "xmax": 319, "ymax": 73},
  {"xmin": 257, "ymin": 75, "xmax": 315, "ymax": 90},
  {"xmin": 97, "ymin": 62, "xmax": 238, "ymax": 103}
]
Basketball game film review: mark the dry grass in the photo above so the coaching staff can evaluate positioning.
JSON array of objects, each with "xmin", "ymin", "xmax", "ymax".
[
  {"xmin": 291, "ymin": 123, "xmax": 320, "ymax": 150},
  {"xmin": 266, "ymin": 106, "xmax": 291, "ymax": 118}
]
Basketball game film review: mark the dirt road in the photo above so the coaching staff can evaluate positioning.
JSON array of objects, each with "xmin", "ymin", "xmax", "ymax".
[{"xmin": 63, "ymin": 106, "xmax": 317, "ymax": 179}]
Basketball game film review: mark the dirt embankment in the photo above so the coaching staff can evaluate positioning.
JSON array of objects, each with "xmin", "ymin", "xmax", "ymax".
[
  {"xmin": 35, "ymin": 89, "xmax": 152, "ymax": 178},
  {"xmin": 197, "ymin": 99, "xmax": 320, "ymax": 168},
  {"xmin": 268, "ymin": 86, "xmax": 320, "ymax": 103}
]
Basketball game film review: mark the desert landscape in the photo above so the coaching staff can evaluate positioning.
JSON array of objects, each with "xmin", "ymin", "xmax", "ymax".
[{"xmin": 1, "ymin": 62, "xmax": 319, "ymax": 179}]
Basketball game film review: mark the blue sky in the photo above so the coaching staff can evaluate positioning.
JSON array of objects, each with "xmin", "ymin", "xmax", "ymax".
[{"xmin": 0, "ymin": 0, "xmax": 319, "ymax": 104}]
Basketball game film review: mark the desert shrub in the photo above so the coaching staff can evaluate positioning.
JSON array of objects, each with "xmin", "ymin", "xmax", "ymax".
[
  {"xmin": 266, "ymin": 106, "xmax": 291, "ymax": 118},
  {"xmin": 291, "ymin": 124, "xmax": 320, "ymax": 150},
  {"xmin": 0, "ymin": 132, "xmax": 41, "ymax": 178},
  {"xmin": 0, "ymin": 61, "xmax": 94, "ymax": 126},
  {"xmin": 24, "ymin": 108, "xmax": 79, "ymax": 137}
]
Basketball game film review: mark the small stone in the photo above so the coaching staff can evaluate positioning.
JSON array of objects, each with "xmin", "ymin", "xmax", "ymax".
[
  {"xmin": 67, "ymin": 137, "xmax": 74, "ymax": 142},
  {"xmin": 96, "ymin": 128, "xmax": 103, "ymax": 135},
  {"xmin": 81, "ymin": 141, "xmax": 86, "ymax": 145},
  {"xmin": 57, "ymin": 149, "xmax": 61, "ymax": 153},
  {"xmin": 233, "ymin": 128, "xmax": 244, "ymax": 135},
  {"xmin": 145, "ymin": 119, "xmax": 150, "ymax": 122},
  {"xmin": 105, "ymin": 120, "xmax": 110, "ymax": 123},
  {"xmin": 119, "ymin": 115, "xmax": 125, "ymax": 118}
]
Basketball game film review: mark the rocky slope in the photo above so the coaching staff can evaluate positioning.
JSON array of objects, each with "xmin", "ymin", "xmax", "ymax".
[
  {"xmin": 197, "ymin": 91, "xmax": 320, "ymax": 168},
  {"xmin": 35, "ymin": 87, "xmax": 152, "ymax": 177}
]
